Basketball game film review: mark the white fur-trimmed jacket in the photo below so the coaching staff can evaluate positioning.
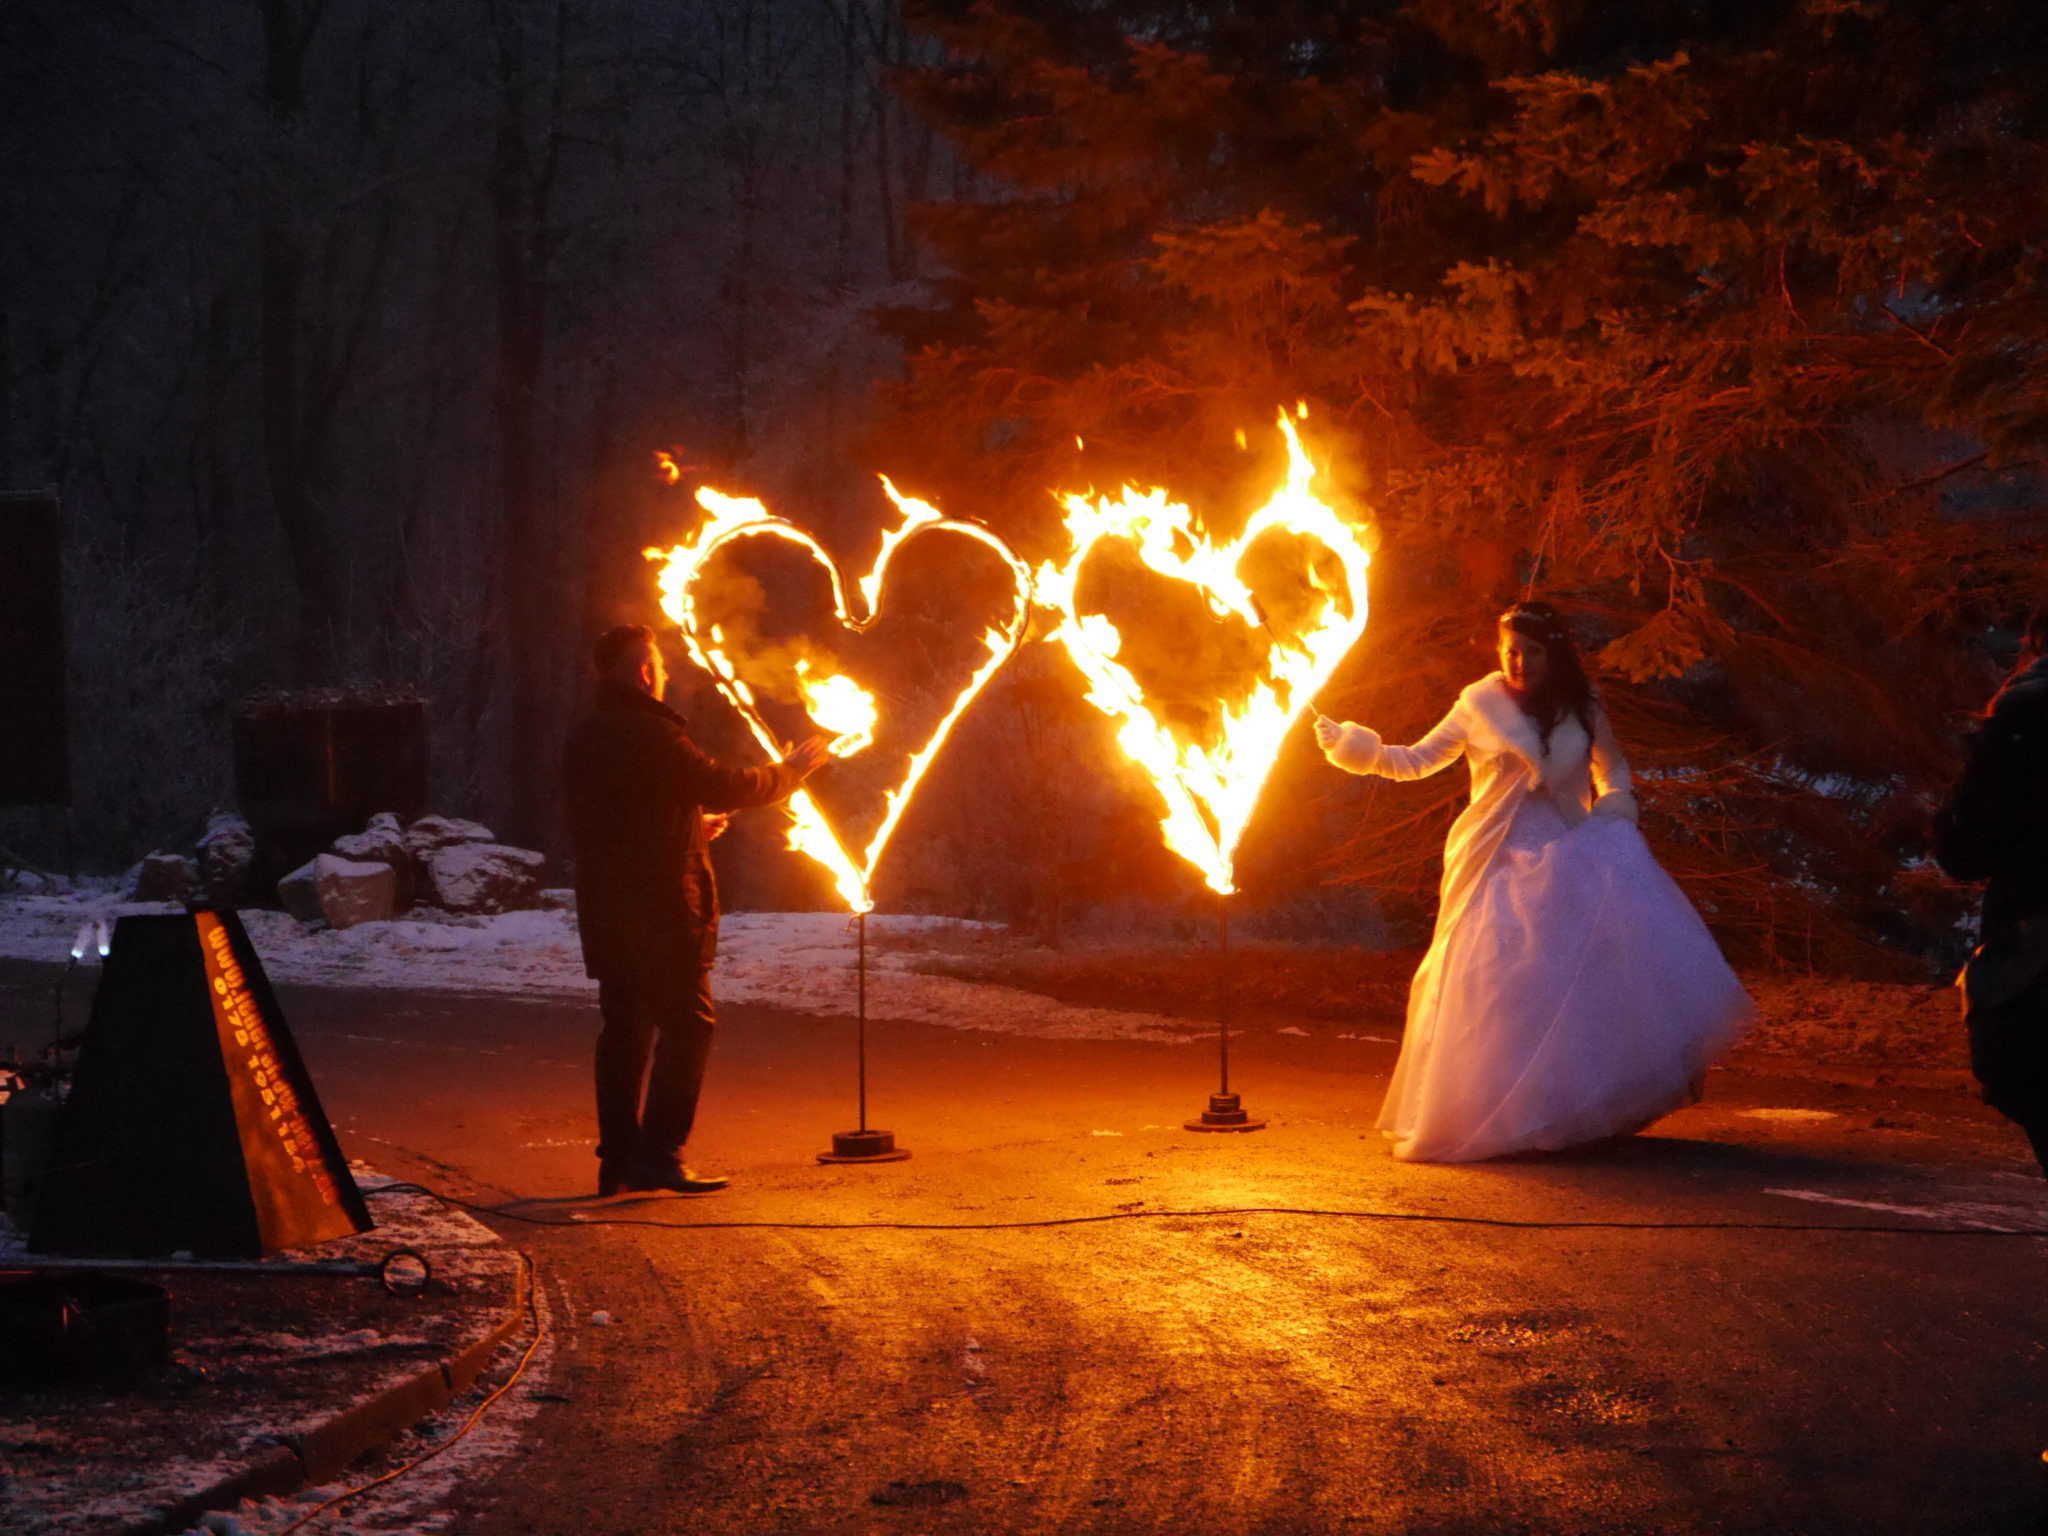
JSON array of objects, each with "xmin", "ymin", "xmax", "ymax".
[{"xmin": 1321, "ymin": 672, "xmax": 1638, "ymax": 917}]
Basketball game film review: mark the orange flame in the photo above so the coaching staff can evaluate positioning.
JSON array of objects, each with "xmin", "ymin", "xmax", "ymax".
[
  {"xmin": 795, "ymin": 660, "xmax": 877, "ymax": 757},
  {"xmin": 647, "ymin": 485, "xmax": 1032, "ymax": 913},
  {"xmin": 655, "ymin": 450, "xmax": 682, "ymax": 484},
  {"xmin": 1035, "ymin": 410, "xmax": 1370, "ymax": 895}
]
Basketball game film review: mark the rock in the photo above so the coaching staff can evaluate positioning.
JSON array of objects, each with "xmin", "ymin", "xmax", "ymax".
[
  {"xmin": 402, "ymin": 814, "xmax": 495, "ymax": 901},
  {"xmin": 332, "ymin": 815, "xmax": 414, "ymax": 909},
  {"xmin": 131, "ymin": 852, "xmax": 197, "ymax": 903},
  {"xmin": 332, "ymin": 824, "xmax": 405, "ymax": 867},
  {"xmin": 0, "ymin": 867, "xmax": 70, "ymax": 896},
  {"xmin": 277, "ymin": 854, "xmax": 399, "ymax": 930},
  {"xmin": 421, "ymin": 842, "xmax": 546, "ymax": 915},
  {"xmin": 403, "ymin": 814, "xmax": 494, "ymax": 862},
  {"xmin": 196, "ymin": 812, "xmax": 256, "ymax": 907},
  {"xmin": 275, "ymin": 859, "xmax": 325, "ymax": 924}
]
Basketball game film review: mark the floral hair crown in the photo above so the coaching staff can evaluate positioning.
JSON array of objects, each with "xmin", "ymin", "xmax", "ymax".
[{"xmin": 1501, "ymin": 604, "xmax": 1572, "ymax": 647}]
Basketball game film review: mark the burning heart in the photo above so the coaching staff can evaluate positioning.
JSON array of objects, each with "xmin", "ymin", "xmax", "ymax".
[
  {"xmin": 1035, "ymin": 410, "xmax": 1371, "ymax": 895},
  {"xmin": 648, "ymin": 482, "xmax": 1033, "ymax": 913}
]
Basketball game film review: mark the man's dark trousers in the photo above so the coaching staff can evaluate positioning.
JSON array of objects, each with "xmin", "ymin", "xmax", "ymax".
[{"xmin": 595, "ymin": 966, "xmax": 717, "ymax": 1165}]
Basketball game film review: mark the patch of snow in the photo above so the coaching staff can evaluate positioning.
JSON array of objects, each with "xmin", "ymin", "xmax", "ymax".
[
  {"xmin": 1763, "ymin": 1187, "xmax": 2046, "ymax": 1233},
  {"xmin": 0, "ymin": 896, "xmax": 1201, "ymax": 1044},
  {"xmin": 715, "ymin": 913, "xmax": 1200, "ymax": 1042},
  {"xmin": 174, "ymin": 1285, "xmax": 559, "ymax": 1536},
  {"xmin": 0, "ymin": 1163, "xmax": 545, "ymax": 1536},
  {"xmin": 233, "ymin": 1328, "xmax": 435, "ymax": 1354}
]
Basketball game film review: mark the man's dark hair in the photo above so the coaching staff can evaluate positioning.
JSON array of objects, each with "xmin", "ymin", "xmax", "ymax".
[{"xmin": 593, "ymin": 623, "xmax": 657, "ymax": 677}]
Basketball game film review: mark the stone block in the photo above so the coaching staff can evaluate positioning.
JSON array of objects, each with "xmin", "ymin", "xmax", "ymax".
[
  {"xmin": 131, "ymin": 853, "xmax": 196, "ymax": 904},
  {"xmin": 332, "ymin": 817, "xmax": 414, "ymax": 909},
  {"xmin": 277, "ymin": 854, "xmax": 398, "ymax": 930},
  {"xmin": 195, "ymin": 813, "xmax": 256, "ymax": 907},
  {"xmin": 402, "ymin": 814, "xmax": 494, "ymax": 862},
  {"xmin": 421, "ymin": 843, "xmax": 546, "ymax": 915}
]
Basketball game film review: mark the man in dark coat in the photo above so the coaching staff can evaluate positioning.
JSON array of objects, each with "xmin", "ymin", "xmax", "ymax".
[
  {"xmin": 563, "ymin": 624, "xmax": 828, "ymax": 1194},
  {"xmin": 1934, "ymin": 603, "xmax": 2048, "ymax": 1177}
]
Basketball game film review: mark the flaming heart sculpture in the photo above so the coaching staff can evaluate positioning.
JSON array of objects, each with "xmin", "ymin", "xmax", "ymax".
[
  {"xmin": 647, "ymin": 482, "xmax": 1033, "ymax": 916},
  {"xmin": 1035, "ymin": 408, "xmax": 1371, "ymax": 1130},
  {"xmin": 1036, "ymin": 409, "xmax": 1371, "ymax": 896}
]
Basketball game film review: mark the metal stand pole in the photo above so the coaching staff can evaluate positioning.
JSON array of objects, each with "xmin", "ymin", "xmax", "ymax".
[
  {"xmin": 1218, "ymin": 896, "xmax": 1230, "ymax": 1096},
  {"xmin": 1185, "ymin": 890, "xmax": 1264, "ymax": 1132},
  {"xmin": 818, "ymin": 908, "xmax": 910, "ymax": 1164},
  {"xmin": 857, "ymin": 911, "xmax": 868, "ymax": 1132}
]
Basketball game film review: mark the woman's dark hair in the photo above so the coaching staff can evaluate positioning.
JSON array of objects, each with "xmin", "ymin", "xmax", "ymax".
[
  {"xmin": 1985, "ymin": 600, "xmax": 2048, "ymax": 714},
  {"xmin": 1499, "ymin": 601, "xmax": 1596, "ymax": 753}
]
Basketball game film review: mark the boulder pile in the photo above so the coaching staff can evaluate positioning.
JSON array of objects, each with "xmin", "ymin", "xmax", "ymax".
[{"xmin": 128, "ymin": 811, "xmax": 552, "ymax": 930}]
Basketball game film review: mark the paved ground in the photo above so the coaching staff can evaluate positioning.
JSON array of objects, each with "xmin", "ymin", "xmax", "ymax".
[
  {"xmin": 11, "ymin": 960, "xmax": 2048, "ymax": 1533},
  {"xmin": 311, "ymin": 979, "xmax": 2048, "ymax": 1534}
]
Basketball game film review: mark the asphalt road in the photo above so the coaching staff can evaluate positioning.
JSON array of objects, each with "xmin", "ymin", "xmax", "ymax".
[{"xmin": 11, "ymin": 961, "xmax": 2048, "ymax": 1533}]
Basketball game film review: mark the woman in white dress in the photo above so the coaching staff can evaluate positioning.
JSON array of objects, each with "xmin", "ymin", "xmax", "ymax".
[{"xmin": 1313, "ymin": 602, "xmax": 1753, "ymax": 1162}]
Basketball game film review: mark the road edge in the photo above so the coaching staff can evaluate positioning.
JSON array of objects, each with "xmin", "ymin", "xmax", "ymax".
[{"xmin": 90, "ymin": 1251, "xmax": 534, "ymax": 1536}]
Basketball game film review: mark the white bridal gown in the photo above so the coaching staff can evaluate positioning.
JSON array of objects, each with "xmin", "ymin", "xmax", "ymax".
[{"xmin": 1323, "ymin": 673, "xmax": 1754, "ymax": 1162}]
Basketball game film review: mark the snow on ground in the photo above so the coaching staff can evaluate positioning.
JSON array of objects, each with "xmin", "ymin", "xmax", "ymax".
[
  {"xmin": 0, "ymin": 1168, "xmax": 540, "ymax": 1536},
  {"xmin": 0, "ymin": 891, "xmax": 1198, "ymax": 1044},
  {"xmin": 172, "ymin": 1285, "xmax": 556, "ymax": 1536}
]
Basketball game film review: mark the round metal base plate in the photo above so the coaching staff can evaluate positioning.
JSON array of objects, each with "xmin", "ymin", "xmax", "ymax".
[
  {"xmin": 1184, "ymin": 1092, "xmax": 1266, "ymax": 1133},
  {"xmin": 817, "ymin": 1128, "xmax": 913, "ymax": 1164}
]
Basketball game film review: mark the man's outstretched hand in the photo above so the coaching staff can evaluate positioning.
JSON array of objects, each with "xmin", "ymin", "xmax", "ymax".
[
  {"xmin": 1313, "ymin": 714, "xmax": 1344, "ymax": 751},
  {"xmin": 784, "ymin": 735, "xmax": 832, "ymax": 778}
]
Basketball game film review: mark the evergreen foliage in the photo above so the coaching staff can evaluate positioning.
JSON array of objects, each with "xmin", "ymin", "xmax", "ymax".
[{"xmin": 881, "ymin": 0, "xmax": 2048, "ymax": 971}]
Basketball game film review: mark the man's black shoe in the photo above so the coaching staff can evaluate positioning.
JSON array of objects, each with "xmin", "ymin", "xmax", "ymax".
[
  {"xmin": 628, "ymin": 1159, "xmax": 729, "ymax": 1195},
  {"xmin": 597, "ymin": 1160, "xmax": 636, "ymax": 1198}
]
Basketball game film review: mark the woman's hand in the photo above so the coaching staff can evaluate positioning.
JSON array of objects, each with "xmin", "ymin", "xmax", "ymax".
[{"xmin": 1314, "ymin": 714, "xmax": 1344, "ymax": 751}]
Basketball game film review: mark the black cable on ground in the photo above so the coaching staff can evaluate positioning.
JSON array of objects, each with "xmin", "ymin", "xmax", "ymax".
[
  {"xmin": 363, "ymin": 1180, "xmax": 2048, "ymax": 1238},
  {"xmin": 272, "ymin": 1249, "xmax": 544, "ymax": 1535}
]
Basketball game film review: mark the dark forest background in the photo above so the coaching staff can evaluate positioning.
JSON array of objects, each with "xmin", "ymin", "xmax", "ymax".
[{"xmin": 5, "ymin": 0, "xmax": 2046, "ymax": 975}]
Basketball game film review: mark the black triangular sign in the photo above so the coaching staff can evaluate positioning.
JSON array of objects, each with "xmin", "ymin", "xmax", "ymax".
[{"xmin": 30, "ymin": 910, "xmax": 373, "ymax": 1259}]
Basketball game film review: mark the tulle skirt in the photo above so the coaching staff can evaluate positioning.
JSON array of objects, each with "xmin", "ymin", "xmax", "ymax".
[{"xmin": 1380, "ymin": 796, "xmax": 1754, "ymax": 1162}]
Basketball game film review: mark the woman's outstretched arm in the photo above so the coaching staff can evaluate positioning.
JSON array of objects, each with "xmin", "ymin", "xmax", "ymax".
[
  {"xmin": 1314, "ymin": 703, "xmax": 1467, "ymax": 781},
  {"xmin": 1589, "ymin": 706, "xmax": 1641, "ymax": 823}
]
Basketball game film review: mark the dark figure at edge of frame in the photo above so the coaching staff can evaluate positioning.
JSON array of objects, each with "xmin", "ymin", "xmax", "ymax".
[
  {"xmin": 563, "ymin": 624, "xmax": 830, "ymax": 1196},
  {"xmin": 1935, "ymin": 602, "xmax": 2048, "ymax": 1178}
]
